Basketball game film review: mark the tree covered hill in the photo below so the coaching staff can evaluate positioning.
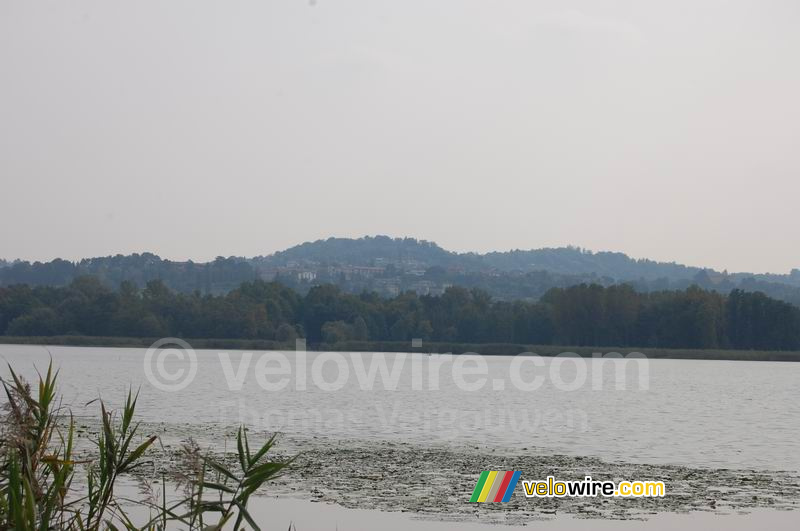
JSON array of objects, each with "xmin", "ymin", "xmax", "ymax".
[
  {"xmin": 255, "ymin": 236, "xmax": 701, "ymax": 279},
  {"xmin": 253, "ymin": 236, "xmax": 465, "ymax": 268},
  {"xmin": 254, "ymin": 235, "xmax": 800, "ymax": 286},
  {"xmin": 1, "ymin": 236, "xmax": 800, "ymax": 306}
]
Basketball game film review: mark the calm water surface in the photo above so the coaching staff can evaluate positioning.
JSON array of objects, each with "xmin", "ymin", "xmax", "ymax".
[{"xmin": 1, "ymin": 345, "xmax": 798, "ymax": 472}]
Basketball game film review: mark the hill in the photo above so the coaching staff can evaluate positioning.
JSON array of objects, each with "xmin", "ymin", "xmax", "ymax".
[{"xmin": 2, "ymin": 236, "xmax": 800, "ymax": 305}]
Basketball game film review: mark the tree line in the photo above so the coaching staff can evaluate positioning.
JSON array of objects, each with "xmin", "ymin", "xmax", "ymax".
[
  {"xmin": 4, "ymin": 248, "xmax": 800, "ymax": 307},
  {"xmin": 1, "ymin": 277, "xmax": 799, "ymax": 350}
]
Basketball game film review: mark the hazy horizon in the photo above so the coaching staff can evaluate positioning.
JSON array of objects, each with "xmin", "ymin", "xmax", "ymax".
[{"xmin": 2, "ymin": 1, "xmax": 799, "ymax": 274}]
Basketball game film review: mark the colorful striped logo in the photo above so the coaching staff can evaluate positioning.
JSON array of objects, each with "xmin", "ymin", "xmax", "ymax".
[{"xmin": 470, "ymin": 471, "xmax": 521, "ymax": 502}]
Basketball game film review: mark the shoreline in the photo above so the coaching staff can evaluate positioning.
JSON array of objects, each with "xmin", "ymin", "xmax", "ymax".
[{"xmin": 2, "ymin": 335, "xmax": 800, "ymax": 362}]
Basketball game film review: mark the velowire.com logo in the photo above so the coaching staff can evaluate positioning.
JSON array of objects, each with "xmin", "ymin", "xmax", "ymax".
[
  {"xmin": 470, "ymin": 472, "xmax": 667, "ymax": 502},
  {"xmin": 470, "ymin": 471, "xmax": 522, "ymax": 502}
]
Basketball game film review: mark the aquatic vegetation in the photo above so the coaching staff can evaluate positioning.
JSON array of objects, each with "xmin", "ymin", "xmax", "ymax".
[{"xmin": 0, "ymin": 362, "xmax": 292, "ymax": 530}]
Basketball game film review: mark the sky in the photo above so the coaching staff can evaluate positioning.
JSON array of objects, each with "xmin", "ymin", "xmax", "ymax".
[{"xmin": 1, "ymin": 0, "xmax": 798, "ymax": 274}]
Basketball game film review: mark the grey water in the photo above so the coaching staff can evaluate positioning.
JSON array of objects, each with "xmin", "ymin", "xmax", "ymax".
[{"xmin": 1, "ymin": 344, "xmax": 798, "ymax": 472}]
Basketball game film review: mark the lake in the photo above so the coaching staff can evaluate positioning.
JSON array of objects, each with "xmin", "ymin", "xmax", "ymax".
[{"xmin": 1, "ymin": 344, "xmax": 798, "ymax": 472}]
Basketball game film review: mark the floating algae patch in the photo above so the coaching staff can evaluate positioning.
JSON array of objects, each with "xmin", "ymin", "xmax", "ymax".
[
  {"xmin": 95, "ymin": 421, "xmax": 800, "ymax": 525},
  {"xmin": 267, "ymin": 440, "xmax": 799, "ymax": 523}
]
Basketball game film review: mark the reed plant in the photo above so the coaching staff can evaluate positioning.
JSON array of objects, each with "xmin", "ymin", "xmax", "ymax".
[{"xmin": 0, "ymin": 362, "xmax": 292, "ymax": 530}]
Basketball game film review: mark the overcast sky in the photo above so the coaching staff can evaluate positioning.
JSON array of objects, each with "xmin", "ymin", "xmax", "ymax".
[{"xmin": 1, "ymin": 1, "xmax": 798, "ymax": 273}]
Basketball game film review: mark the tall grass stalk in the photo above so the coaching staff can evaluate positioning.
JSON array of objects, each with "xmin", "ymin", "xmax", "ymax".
[{"xmin": 0, "ymin": 362, "xmax": 292, "ymax": 530}]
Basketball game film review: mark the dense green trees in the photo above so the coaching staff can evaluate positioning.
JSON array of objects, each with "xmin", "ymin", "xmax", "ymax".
[{"xmin": 1, "ymin": 278, "xmax": 799, "ymax": 350}]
